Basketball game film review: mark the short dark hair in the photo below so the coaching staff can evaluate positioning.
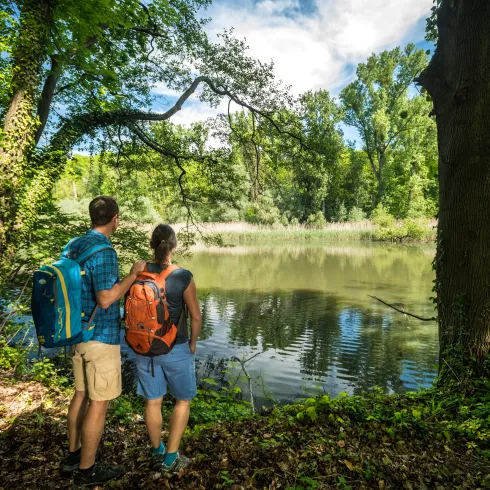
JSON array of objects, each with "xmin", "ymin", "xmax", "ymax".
[{"xmin": 89, "ymin": 196, "xmax": 119, "ymax": 226}]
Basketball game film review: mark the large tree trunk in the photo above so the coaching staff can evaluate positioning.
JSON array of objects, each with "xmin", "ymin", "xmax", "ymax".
[
  {"xmin": 419, "ymin": 0, "xmax": 490, "ymax": 378},
  {"xmin": 0, "ymin": 0, "xmax": 55, "ymax": 262}
]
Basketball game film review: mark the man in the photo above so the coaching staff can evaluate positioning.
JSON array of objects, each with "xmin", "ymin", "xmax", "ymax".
[{"xmin": 61, "ymin": 196, "xmax": 145, "ymax": 487}]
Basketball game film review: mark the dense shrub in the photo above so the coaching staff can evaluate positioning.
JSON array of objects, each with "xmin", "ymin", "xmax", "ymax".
[
  {"xmin": 244, "ymin": 199, "xmax": 282, "ymax": 226},
  {"xmin": 373, "ymin": 215, "xmax": 432, "ymax": 242},
  {"xmin": 371, "ymin": 204, "xmax": 395, "ymax": 227},
  {"xmin": 347, "ymin": 206, "xmax": 366, "ymax": 222},
  {"xmin": 335, "ymin": 202, "xmax": 348, "ymax": 222},
  {"xmin": 305, "ymin": 211, "xmax": 327, "ymax": 228}
]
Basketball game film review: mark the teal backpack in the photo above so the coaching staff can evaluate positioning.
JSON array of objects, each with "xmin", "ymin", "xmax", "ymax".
[{"xmin": 31, "ymin": 239, "xmax": 114, "ymax": 349}]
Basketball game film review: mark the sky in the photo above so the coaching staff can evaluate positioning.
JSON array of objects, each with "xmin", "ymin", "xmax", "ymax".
[{"xmin": 162, "ymin": 0, "xmax": 433, "ymax": 143}]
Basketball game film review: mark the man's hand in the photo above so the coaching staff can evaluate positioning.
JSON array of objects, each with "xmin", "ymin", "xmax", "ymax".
[
  {"xmin": 130, "ymin": 260, "xmax": 146, "ymax": 276},
  {"xmin": 189, "ymin": 339, "xmax": 197, "ymax": 354}
]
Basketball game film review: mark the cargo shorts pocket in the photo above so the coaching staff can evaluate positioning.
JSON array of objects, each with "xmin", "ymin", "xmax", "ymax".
[{"xmin": 92, "ymin": 367, "xmax": 121, "ymax": 401}]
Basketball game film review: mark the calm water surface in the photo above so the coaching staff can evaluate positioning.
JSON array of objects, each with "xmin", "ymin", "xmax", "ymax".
[{"xmin": 178, "ymin": 243, "xmax": 438, "ymax": 401}]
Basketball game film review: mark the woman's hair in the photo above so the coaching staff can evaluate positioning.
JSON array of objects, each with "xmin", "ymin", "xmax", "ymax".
[{"xmin": 150, "ymin": 224, "xmax": 177, "ymax": 264}]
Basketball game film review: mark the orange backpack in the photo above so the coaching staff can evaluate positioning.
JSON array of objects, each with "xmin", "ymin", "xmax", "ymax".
[{"xmin": 125, "ymin": 264, "xmax": 181, "ymax": 356}]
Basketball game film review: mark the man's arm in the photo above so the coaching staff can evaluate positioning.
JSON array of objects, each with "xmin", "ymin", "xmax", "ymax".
[
  {"xmin": 95, "ymin": 260, "xmax": 146, "ymax": 309},
  {"xmin": 183, "ymin": 278, "xmax": 202, "ymax": 354}
]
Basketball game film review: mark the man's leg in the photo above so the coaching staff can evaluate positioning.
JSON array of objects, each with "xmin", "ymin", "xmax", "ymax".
[
  {"xmin": 67, "ymin": 390, "xmax": 89, "ymax": 452},
  {"xmin": 145, "ymin": 397, "xmax": 164, "ymax": 450},
  {"xmin": 166, "ymin": 399, "xmax": 191, "ymax": 454},
  {"xmin": 79, "ymin": 400, "xmax": 110, "ymax": 469}
]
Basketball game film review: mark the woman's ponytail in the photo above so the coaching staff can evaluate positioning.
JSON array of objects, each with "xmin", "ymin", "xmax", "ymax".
[{"xmin": 150, "ymin": 224, "xmax": 177, "ymax": 264}]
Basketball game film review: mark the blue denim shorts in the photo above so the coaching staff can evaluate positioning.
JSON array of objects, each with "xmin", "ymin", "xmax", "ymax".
[{"xmin": 135, "ymin": 342, "xmax": 197, "ymax": 401}]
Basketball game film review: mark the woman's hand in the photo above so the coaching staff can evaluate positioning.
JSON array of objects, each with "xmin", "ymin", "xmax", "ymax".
[{"xmin": 189, "ymin": 339, "xmax": 197, "ymax": 354}]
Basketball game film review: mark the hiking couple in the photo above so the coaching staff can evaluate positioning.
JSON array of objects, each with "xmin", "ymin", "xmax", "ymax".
[{"xmin": 59, "ymin": 196, "xmax": 201, "ymax": 487}]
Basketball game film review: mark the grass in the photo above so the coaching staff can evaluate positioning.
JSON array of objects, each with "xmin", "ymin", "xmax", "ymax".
[
  {"xmin": 174, "ymin": 221, "xmax": 376, "ymax": 245},
  {"xmin": 171, "ymin": 220, "xmax": 436, "ymax": 245}
]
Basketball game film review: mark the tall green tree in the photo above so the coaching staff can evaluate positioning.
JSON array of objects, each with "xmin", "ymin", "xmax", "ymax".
[
  {"xmin": 419, "ymin": 0, "xmax": 490, "ymax": 376},
  {"xmin": 340, "ymin": 45, "xmax": 434, "ymax": 204},
  {"xmin": 0, "ymin": 0, "xmax": 294, "ymax": 274},
  {"xmin": 269, "ymin": 90, "xmax": 344, "ymax": 222}
]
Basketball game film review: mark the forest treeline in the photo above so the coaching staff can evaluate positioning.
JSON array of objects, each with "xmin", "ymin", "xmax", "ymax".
[{"xmin": 54, "ymin": 45, "xmax": 437, "ymax": 228}]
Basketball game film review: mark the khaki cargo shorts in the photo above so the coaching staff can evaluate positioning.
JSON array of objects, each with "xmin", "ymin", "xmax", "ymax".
[{"xmin": 72, "ymin": 341, "xmax": 122, "ymax": 401}]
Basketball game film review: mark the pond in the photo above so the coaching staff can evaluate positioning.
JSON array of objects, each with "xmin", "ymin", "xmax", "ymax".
[
  {"xmin": 15, "ymin": 242, "xmax": 438, "ymax": 404},
  {"xmin": 176, "ymin": 242, "xmax": 438, "ymax": 403}
]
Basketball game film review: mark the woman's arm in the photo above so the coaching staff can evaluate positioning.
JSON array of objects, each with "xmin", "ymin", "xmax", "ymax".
[{"xmin": 183, "ymin": 278, "xmax": 202, "ymax": 353}]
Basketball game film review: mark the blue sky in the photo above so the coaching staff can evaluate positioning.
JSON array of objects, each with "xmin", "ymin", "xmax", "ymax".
[{"xmin": 156, "ymin": 0, "xmax": 434, "ymax": 143}]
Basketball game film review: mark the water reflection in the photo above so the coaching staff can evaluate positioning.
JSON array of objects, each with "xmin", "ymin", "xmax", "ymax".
[{"xmin": 181, "ymin": 244, "xmax": 438, "ymax": 400}]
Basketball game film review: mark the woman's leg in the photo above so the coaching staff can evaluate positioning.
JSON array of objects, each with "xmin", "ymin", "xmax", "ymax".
[
  {"xmin": 145, "ymin": 397, "xmax": 164, "ymax": 449},
  {"xmin": 166, "ymin": 399, "xmax": 191, "ymax": 453}
]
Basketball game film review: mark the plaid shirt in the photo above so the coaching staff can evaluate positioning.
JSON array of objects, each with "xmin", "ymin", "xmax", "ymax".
[{"xmin": 69, "ymin": 230, "xmax": 121, "ymax": 345}]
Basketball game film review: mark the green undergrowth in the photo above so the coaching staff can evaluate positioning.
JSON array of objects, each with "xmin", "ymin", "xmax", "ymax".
[{"xmin": 1, "ymin": 350, "xmax": 490, "ymax": 489}]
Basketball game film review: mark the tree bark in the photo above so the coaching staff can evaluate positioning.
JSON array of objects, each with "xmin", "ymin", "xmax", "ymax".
[
  {"xmin": 419, "ymin": 0, "xmax": 490, "ymax": 376},
  {"xmin": 34, "ymin": 56, "xmax": 62, "ymax": 146},
  {"xmin": 377, "ymin": 153, "xmax": 385, "ymax": 203},
  {"xmin": 0, "ymin": 0, "xmax": 55, "ymax": 259}
]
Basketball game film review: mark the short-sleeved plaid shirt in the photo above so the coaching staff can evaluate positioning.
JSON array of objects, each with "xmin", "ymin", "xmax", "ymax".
[{"xmin": 68, "ymin": 230, "xmax": 121, "ymax": 345}]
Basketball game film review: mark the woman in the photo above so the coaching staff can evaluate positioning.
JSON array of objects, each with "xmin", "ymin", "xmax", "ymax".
[{"xmin": 135, "ymin": 224, "xmax": 201, "ymax": 472}]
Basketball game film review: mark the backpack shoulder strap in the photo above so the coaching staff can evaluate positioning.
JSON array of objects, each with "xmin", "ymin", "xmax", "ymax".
[
  {"xmin": 161, "ymin": 264, "xmax": 180, "ymax": 280},
  {"xmin": 60, "ymin": 237, "xmax": 80, "ymax": 259},
  {"xmin": 76, "ymin": 244, "xmax": 115, "ymax": 265}
]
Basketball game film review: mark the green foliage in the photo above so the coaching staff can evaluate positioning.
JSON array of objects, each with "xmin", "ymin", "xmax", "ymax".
[
  {"xmin": 372, "ymin": 204, "xmax": 433, "ymax": 241},
  {"xmin": 425, "ymin": 0, "xmax": 441, "ymax": 42},
  {"xmin": 335, "ymin": 202, "xmax": 348, "ymax": 223},
  {"xmin": 404, "ymin": 218, "xmax": 428, "ymax": 240},
  {"xmin": 371, "ymin": 204, "xmax": 395, "ymax": 227},
  {"xmin": 305, "ymin": 211, "xmax": 327, "ymax": 229},
  {"xmin": 0, "ymin": 4, "xmax": 16, "ymax": 121},
  {"xmin": 373, "ymin": 213, "xmax": 433, "ymax": 242},
  {"xmin": 340, "ymin": 45, "xmax": 437, "ymax": 212},
  {"xmin": 189, "ymin": 385, "xmax": 252, "ymax": 428},
  {"xmin": 346, "ymin": 206, "xmax": 365, "ymax": 222},
  {"xmin": 0, "ymin": 340, "xmax": 29, "ymax": 375},
  {"xmin": 0, "ymin": 0, "xmax": 295, "ymax": 280},
  {"xmin": 244, "ymin": 198, "xmax": 282, "ymax": 226},
  {"xmin": 31, "ymin": 358, "xmax": 69, "ymax": 386},
  {"xmin": 108, "ymin": 394, "xmax": 145, "ymax": 426}
]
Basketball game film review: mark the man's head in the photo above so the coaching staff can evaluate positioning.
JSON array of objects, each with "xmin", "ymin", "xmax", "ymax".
[{"xmin": 89, "ymin": 196, "xmax": 119, "ymax": 233}]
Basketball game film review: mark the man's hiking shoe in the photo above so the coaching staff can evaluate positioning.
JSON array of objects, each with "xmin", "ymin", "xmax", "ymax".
[
  {"xmin": 62, "ymin": 449, "xmax": 100, "ymax": 473},
  {"xmin": 62, "ymin": 451, "xmax": 81, "ymax": 473},
  {"xmin": 73, "ymin": 463, "xmax": 124, "ymax": 488},
  {"xmin": 161, "ymin": 453, "xmax": 192, "ymax": 473}
]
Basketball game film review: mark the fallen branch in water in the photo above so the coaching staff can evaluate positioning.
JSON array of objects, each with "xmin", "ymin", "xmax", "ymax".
[
  {"xmin": 368, "ymin": 295, "xmax": 436, "ymax": 322},
  {"xmin": 231, "ymin": 351, "xmax": 265, "ymax": 413}
]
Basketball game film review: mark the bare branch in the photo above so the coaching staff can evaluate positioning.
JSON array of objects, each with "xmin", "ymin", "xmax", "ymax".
[
  {"xmin": 130, "ymin": 26, "xmax": 169, "ymax": 39},
  {"xmin": 129, "ymin": 124, "xmax": 195, "ymax": 224},
  {"xmin": 201, "ymin": 77, "xmax": 308, "ymax": 150},
  {"xmin": 368, "ymin": 295, "xmax": 436, "ymax": 322}
]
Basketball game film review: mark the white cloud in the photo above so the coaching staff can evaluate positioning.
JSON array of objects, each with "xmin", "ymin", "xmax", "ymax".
[
  {"xmin": 207, "ymin": 0, "xmax": 431, "ymax": 94},
  {"xmin": 153, "ymin": 0, "xmax": 432, "ymax": 129}
]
